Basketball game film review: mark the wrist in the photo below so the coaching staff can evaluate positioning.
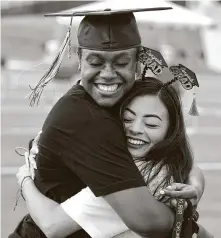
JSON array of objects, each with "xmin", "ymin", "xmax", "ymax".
[
  {"xmin": 21, "ymin": 176, "xmax": 32, "ymax": 189},
  {"xmin": 20, "ymin": 176, "xmax": 33, "ymax": 201}
]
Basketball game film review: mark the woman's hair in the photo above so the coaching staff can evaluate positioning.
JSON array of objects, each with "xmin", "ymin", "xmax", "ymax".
[{"xmin": 120, "ymin": 77, "xmax": 193, "ymax": 196}]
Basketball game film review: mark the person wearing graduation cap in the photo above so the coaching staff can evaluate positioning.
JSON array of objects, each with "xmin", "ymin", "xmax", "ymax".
[{"xmin": 10, "ymin": 7, "xmax": 206, "ymax": 238}]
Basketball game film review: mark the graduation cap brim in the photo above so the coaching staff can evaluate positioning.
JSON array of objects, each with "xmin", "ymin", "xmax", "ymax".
[{"xmin": 44, "ymin": 7, "xmax": 172, "ymax": 17}]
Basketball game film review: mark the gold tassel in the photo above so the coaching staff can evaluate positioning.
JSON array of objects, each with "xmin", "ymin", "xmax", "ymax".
[
  {"xmin": 28, "ymin": 17, "xmax": 73, "ymax": 107},
  {"xmin": 188, "ymin": 87, "xmax": 199, "ymax": 116}
]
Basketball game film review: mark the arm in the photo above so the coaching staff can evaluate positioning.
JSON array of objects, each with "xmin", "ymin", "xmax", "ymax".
[
  {"xmin": 186, "ymin": 163, "xmax": 205, "ymax": 204},
  {"xmin": 62, "ymin": 113, "xmax": 174, "ymax": 238},
  {"xmin": 31, "ymin": 97, "xmax": 174, "ymax": 238},
  {"xmin": 17, "ymin": 165, "xmax": 81, "ymax": 238},
  {"xmin": 104, "ymin": 188, "xmax": 174, "ymax": 237},
  {"xmin": 26, "ymin": 130, "xmax": 173, "ymax": 238},
  {"xmin": 113, "ymin": 230, "xmax": 141, "ymax": 238},
  {"xmin": 163, "ymin": 163, "xmax": 205, "ymax": 208}
]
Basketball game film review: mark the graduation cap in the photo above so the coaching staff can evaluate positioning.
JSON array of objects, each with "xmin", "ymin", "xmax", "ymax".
[
  {"xmin": 45, "ymin": 7, "xmax": 172, "ymax": 51},
  {"xmin": 28, "ymin": 7, "xmax": 172, "ymax": 106}
]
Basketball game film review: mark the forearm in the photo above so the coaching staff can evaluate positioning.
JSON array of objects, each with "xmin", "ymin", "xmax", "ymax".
[
  {"xmin": 113, "ymin": 230, "xmax": 141, "ymax": 238},
  {"xmin": 187, "ymin": 164, "xmax": 205, "ymax": 203},
  {"xmin": 105, "ymin": 187, "xmax": 174, "ymax": 238},
  {"xmin": 22, "ymin": 178, "xmax": 81, "ymax": 238}
]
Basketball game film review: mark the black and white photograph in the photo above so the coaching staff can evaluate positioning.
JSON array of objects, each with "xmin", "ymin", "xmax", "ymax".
[{"xmin": 1, "ymin": 1, "xmax": 221, "ymax": 237}]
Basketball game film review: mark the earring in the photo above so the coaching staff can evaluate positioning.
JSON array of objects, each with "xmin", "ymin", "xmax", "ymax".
[{"xmin": 78, "ymin": 64, "xmax": 81, "ymax": 71}]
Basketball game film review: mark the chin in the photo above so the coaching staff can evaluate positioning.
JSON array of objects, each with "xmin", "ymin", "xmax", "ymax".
[
  {"xmin": 129, "ymin": 150, "xmax": 146, "ymax": 159},
  {"xmin": 96, "ymin": 98, "xmax": 119, "ymax": 108}
]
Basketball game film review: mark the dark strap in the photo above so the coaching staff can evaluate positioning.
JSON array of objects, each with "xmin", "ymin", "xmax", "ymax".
[
  {"xmin": 172, "ymin": 199, "xmax": 200, "ymax": 238},
  {"xmin": 172, "ymin": 198, "xmax": 186, "ymax": 238}
]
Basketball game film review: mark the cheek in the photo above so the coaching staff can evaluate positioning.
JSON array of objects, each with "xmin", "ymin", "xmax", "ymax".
[
  {"xmin": 124, "ymin": 124, "xmax": 131, "ymax": 133},
  {"xmin": 116, "ymin": 64, "xmax": 136, "ymax": 81},
  {"xmin": 81, "ymin": 64, "xmax": 100, "ymax": 81},
  {"xmin": 145, "ymin": 128, "xmax": 168, "ymax": 144}
]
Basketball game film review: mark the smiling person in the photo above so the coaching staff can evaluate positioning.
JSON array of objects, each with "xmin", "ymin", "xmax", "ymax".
[
  {"xmin": 10, "ymin": 7, "xmax": 206, "ymax": 238},
  {"xmin": 16, "ymin": 78, "xmax": 212, "ymax": 238}
]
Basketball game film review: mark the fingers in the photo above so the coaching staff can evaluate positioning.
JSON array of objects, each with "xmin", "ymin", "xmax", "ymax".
[
  {"xmin": 33, "ymin": 131, "xmax": 42, "ymax": 146},
  {"xmin": 30, "ymin": 146, "xmax": 39, "ymax": 155},
  {"xmin": 30, "ymin": 131, "xmax": 41, "ymax": 156},
  {"xmin": 16, "ymin": 164, "xmax": 32, "ymax": 187},
  {"xmin": 29, "ymin": 154, "xmax": 37, "ymax": 169},
  {"xmin": 27, "ymin": 153, "xmax": 36, "ymax": 179},
  {"xmin": 24, "ymin": 152, "xmax": 30, "ymax": 168},
  {"xmin": 165, "ymin": 183, "xmax": 187, "ymax": 191},
  {"xmin": 162, "ymin": 189, "xmax": 197, "ymax": 199},
  {"xmin": 160, "ymin": 183, "xmax": 198, "ymax": 199}
]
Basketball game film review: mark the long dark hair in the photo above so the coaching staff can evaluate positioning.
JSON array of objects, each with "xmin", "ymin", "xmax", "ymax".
[{"xmin": 120, "ymin": 77, "xmax": 193, "ymax": 195}]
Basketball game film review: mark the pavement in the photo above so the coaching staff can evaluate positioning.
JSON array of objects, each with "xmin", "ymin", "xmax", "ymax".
[{"xmin": 1, "ymin": 14, "xmax": 221, "ymax": 238}]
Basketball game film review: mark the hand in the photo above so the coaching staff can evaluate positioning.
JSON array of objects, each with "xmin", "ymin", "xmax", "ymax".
[
  {"xmin": 30, "ymin": 130, "xmax": 41, "ymax": 155},
  {"xmin": 16, "ymin": 164, "xmax": 32, "ymax": 188},
  {"xmin": 26, "ymin": 131, "xmax": 41, "ymax": 179},
  {"xmin": 160, "ymin": 183, "xmax": 199, "ymax": 208}
]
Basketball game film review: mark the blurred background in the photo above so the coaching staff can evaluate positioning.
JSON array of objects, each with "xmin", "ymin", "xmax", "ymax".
[{"xmin": 1, "ymin": 0, "xmax": 221, "ymax": 237}]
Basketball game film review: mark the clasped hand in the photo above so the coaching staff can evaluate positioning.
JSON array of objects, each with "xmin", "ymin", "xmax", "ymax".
[{"xmin": 16, "ymin": 132, "xmax": 41, "ymax": 187}]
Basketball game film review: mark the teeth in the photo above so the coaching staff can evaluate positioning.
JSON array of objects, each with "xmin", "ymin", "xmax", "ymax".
[
  {"xmin": 128, "ymin": 138, "xmax": 145, "ymax": 145},
  {"xmin": 97, "ymin": 84, "xmax": 118, "ymax": 92}
]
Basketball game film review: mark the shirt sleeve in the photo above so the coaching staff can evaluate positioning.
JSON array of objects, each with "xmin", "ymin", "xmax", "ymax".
[
  {"xmin": 62, "ymin": 104, "xmax": 146, "ymax": 197},
  {"xmin": 60, "ymin": 187, "xmax": 129, "ymax": 238}
]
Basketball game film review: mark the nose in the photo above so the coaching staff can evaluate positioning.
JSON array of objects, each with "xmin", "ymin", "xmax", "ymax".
[
  {"xmin": 129, "ymin": 120, "xmax": 143, "ymax": 135},
  {"xmin": 100, "ymin": 64, "xmax": 117, "ymax": 81}
]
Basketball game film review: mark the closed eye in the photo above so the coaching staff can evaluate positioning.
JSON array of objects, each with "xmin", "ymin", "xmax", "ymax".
[
  {"xmin": 89, "ymin": 62, "xmax": 103, "ymax": 67},
  {"xmin": 123, "ymin": 118, "xmax": 133, "ymax": 123},
  {"xmin": 115, "ymin": 62, "xmax": 128, "ymax": 67},
  {"xmin": 145, "ymin": 124, "xmax": 159, "ymax": 128}
]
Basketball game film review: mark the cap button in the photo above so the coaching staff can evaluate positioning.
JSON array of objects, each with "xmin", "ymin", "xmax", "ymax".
[{"xmin": 104, "ymin": 8, "xmax": 111, "ymax": 11}]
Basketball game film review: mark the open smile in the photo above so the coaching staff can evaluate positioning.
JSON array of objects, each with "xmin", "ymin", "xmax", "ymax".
[
  {"xmin": 95, "ymin": 83, "xmax": 122, "ymax": 94},
  {"xmin": 127, "ymin": 136, "xmax": 149, "ymax": 148}
]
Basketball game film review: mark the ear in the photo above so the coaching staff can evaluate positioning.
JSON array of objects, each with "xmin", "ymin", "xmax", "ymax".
[
  {"xmin": 135, "ymin": 61, "xmax": 141, "ymax": 80},
  {"xmin": 77, "ymin": 51, "xmax": 81, "ymax": 71}
]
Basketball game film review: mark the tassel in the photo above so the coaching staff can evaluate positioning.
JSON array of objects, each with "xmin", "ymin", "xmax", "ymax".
[
  {"xmin": 28, "ymin": 17, "xmax": 73, "ymax": 107},
  {"xmin": 68, "ymin": 19, "xmax": 72, "ymax": 59},
  {"xmin": 13, "ymin": 188, "xmax": 22, "ymax": 211},
  {"xmin": 188, "ymin": 87, "xmax": 199, "ymax": 116}
]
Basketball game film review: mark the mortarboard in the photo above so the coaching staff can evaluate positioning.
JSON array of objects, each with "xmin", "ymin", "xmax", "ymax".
[
  {"xmin": 28, "ymin": 7, "xmax": 172, "ymax": 106},
  {"xmin": 45, "ymin": 7, "xmax": 172, "ymax": 51}
]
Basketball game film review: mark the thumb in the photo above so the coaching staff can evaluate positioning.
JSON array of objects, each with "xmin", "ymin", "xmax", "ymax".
[
  {"xmin": 33, "ymin": 131, "xmax": 42, "ymax": 146},
  {"xmin": 24, "ymin": 152, "xmax": 30, "ymax": 169}
]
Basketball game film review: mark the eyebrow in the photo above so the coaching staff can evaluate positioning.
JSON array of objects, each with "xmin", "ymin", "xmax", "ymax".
[
  {"xmin": 86, "ymin": 52, "xmax": 130, "ymax": 61},
  {"xmin": 114, "ymin": 53, "xmax": 130, "ymax": 60},
  {"xmin": 86, "ymin": 53, "xmax": 103, "ymax": 60},
  {"xmin": 125, "ymin": 108, "xmax": 162, "ymax": 121}
]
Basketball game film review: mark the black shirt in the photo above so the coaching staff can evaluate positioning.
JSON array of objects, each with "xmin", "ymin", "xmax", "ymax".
[{"xmin": 14, "ymin": 84, "xmax": 146, "ymax": 238}]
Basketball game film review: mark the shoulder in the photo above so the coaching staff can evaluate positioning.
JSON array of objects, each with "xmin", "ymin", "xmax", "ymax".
[{"xmin": 43, "ymin": 86, "xmax": 95, "ymax": 128}]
